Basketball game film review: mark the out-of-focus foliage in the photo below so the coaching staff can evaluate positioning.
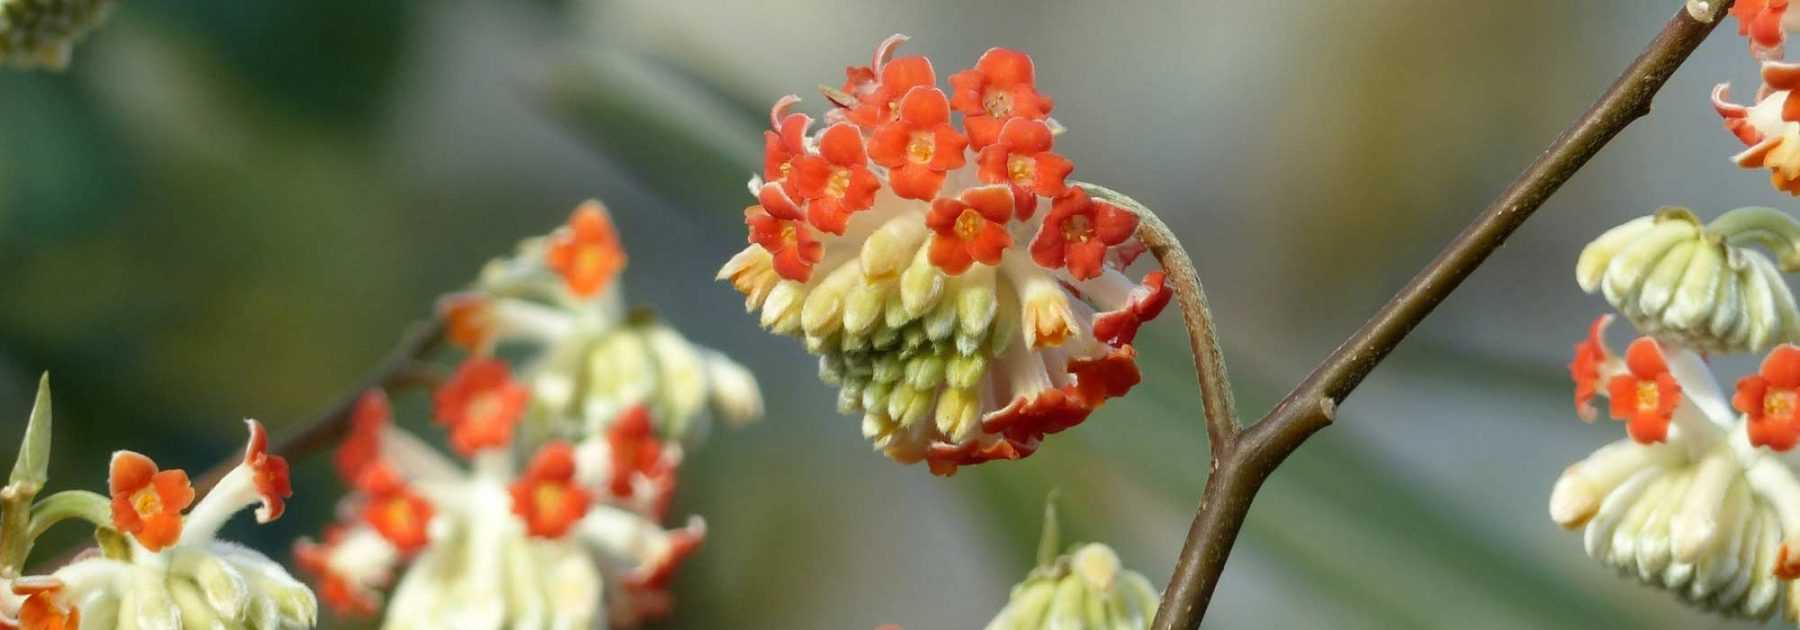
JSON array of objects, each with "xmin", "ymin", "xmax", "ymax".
[{"xmin": 0, "ymin": 0, "xmax": 1784, "ymax": 628}]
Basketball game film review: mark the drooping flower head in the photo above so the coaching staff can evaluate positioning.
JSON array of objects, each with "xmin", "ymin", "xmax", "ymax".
[
  {"xmin": 719, "ymin": 35, "xmax": 1168, "ymax": 475},
  {"xmin": 1555, "ymin": 208, "xmax": 1800, "ymax": 620},
  {"xmin": 299, "ymin": 202, "xmax": 763, "ymax": 628}
]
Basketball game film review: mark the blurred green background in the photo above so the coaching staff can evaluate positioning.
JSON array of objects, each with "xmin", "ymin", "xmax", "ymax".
[{"xmin": 0, "ymin": 1, "xmax": 1787, "ymax": 628}]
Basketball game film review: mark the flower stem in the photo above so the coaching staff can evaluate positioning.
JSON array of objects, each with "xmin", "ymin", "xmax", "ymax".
[
  {"xmin": 1076, "ymin": 182, "xmax": 1241, "ymax": 459},
  {"xmin": 1150, "ymin": 4, "xmax": 1733, "ymax": 628}
]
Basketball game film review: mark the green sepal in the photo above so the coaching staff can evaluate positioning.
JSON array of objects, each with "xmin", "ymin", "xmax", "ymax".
[{"xmin": 9, "ymin": 373, "xmax": 53, "ymax": 490}]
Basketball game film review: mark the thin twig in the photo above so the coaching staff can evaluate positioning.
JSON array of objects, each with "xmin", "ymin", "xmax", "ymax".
[
  {"xmin": 1150, "ymin": 4, "xmax": 1732, "ymax": 628},
  {"xmin": 190, "ymin": 317, "xmax": 448, "ymax": 495}
]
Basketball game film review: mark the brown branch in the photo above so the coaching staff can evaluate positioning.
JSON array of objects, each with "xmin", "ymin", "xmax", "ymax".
[{"xmin": 1150, "ymin": 4, "xmax": 1733, "ymax": 629}]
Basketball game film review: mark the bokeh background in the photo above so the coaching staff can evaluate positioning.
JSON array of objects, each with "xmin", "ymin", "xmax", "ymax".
[{"xmin": 0, "ymin": 1, "xmax": 1787, "ymax": 628}]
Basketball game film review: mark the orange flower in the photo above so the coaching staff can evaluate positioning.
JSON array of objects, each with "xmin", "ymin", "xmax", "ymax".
[
  {"xmin": 1030, "ymin": 188, "xmax": 1139, "ymax": 281},
  {"xmin": 977, "ymin": 118, "xmax": 1072, "ymax": 218},
  {"xmin": 1736, "ymin": 344, "xmax": 1800, "ymax": 451},
  {"xmin": 1733, "ymin": 0, "xmax": 1790, "ymax": 56},
  {"xmin": 108, "ymin": 450, "xmax": 194, "ymax": 552},
  {"xmin": 357, "ymin": 463, "xmax": 434, "ymax": 553},
  {"xmin": 606, "ymin": 406, "xmax": 676, "ymax": 516},
  {"xmin": 13, "ymin": 578, "xmax": 77, "ymax": 630},
  {"xmin": 335, "ymin": 389, "xmax": 390, "ymax": 485},
  {"xmin": 1091, "ymin": 271, "xmax": 1172, "ymax": 347},
  {"xmin": 1568, "ymin": 314, "xmax": 1615, "ymax": 422},
  {"xmin": 949, "ymin": 47, "xmax": 1054, "ymax": 149},
  {"xmin": 509, "ymin": 441, "xmax": 591, "ymax": 539},
  {"xmin": 294, "ymin": 526, "xmax": 381, "ymax": 617},
  {"xmin": 867, "ymin": 86, "xmax": 969, "ymax": 200},
  {"xmin": 746, "ymin": 204, "xmax": 824, "ymax": 282},
  {"xmin": 433, "ymin": 357, "xmax": 529, "ymax": 456},
  {"xmin": 545, "ymin": 201, "xmax": 627, "ymax": 298},
  {"xmin": 926, "ymin": 185, "xmax": 1014, "ymax": 274},
  {"xmin": 846, "ymin": 53, "xmax": 937, "ymax": 129},
  {"xmin": 1605, "ymin": 338, "xmax": 1683, "ymax": 444},
  {"xmin": 241, "ymin": 419, "xmax": 293, "ymax": 523},
  {"xmin": 440, "ymin": 293, "xmax": 496, "ymax": 353},
  {"xmin": 763, "ymin": 95, "xmax": 812, "ymax": 185},
  {"xmin": 791, "ymin": 124, "xmax": 883, "ymax": 234}
]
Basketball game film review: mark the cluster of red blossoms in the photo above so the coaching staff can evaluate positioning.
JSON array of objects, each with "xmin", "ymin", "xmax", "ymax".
[
  {"xmin": 296, "ymin": 205, "xmax": 725, "ymax": 628},
  {"xmin": 1714, "ymin": 1, "xmax": 1800, "ymax": 195},
  {"xmin": 1570, "ymin": 314, "xmax": 1800, "ymax": 452},
  {"xmin": 721, "ymin": 35, "xmax": 1170, "ymax": 474}
]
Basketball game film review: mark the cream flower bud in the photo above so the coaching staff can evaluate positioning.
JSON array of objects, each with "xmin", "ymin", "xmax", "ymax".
[
  {"xmin": 1576, "ymin": 207, "xmax": 1800, "ymax": 354},
  {"xmin": 986, "ymin": 500, "xmax": 1160, "ymax": 630},
  {"xmin": 0, "ymin": 0, "xmax": 116, "ymax": 70}
]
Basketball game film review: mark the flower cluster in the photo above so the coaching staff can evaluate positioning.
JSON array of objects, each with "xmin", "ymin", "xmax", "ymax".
[
  {"xmin": 0, "ymin": 0, "xmax": 116, "ymax": 70},
  {"xmin": 718, "ymin": 35, "xmax": 1169, "ymax": 475},
  {"xmin": 1556, "ymin": 205, "xmax": 1800, "ymax": 621},
  {"xmin": 297, "ymin": 202, "xmax": 762, "ymax": 628},
  {"xmin": 0, "ymin": 377, "xmax": 316, "ymax": 630},
  {"xmin": 1575, "ymin": 207, "xmax": 1800, "ymax": 355},
  {"xmin": 983, "ymin": 499, "xmax": 1159, "ymax": 629}
]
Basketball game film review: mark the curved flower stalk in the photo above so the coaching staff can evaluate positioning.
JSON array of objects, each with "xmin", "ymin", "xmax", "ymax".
[
  {"xmin": 716, "ymin": 35, "xmax": 1170, "ymax": 475},
  {"xmin": 1575, "ymin": 207, "xmax": 1800, "ymax": 355},
  {"xmin": 0, "ymin": 377, "xmax": 315, "ymax": 629},
  {"xmin": 298, "ymin": 202, "xmax": 761, "ymax": 629},
  {"xmin": 0, "ymin": 0, "xmax": 116, "ymax": 70},
  {"xmin": 1555, "ymin": 318, "xmax": 1800, "ymax": 619},
  {"xmin": 984, "ymin": 499, "xmax": 1158, "ymax": 629}
]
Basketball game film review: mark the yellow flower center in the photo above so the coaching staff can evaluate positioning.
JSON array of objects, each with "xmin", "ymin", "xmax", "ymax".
[
  {"xmin": 907, "ymin": 131, "xmax": 935, "ymax": 164},
  {"xmin": 779, "ymin": 223, "xmax": 799, "ymax": 248},
  {"xmin": 777, "ymin": 161, "xmax": 792, "ymax": 179},
  {"xmin": 954, "ymin": 209, "xmax": 985, "ymax": 241},
  {"xmin": 1769, "ymin": 390, "xmax": 1798, "ymax": 419},
  {"xmin": 533, "ymin": 484, "xmax": 567, "ymax": 517},
  {"xmin": 1008, "ymin": 155, "xmax": 1035, "ymax": 186},
  {"xmin": 826, "ymin": 168, "xmax": 851, "ymax": 199},
  {"xmin": 383, "ymin": 498, "xmax": 416, "ymax": 532},
  {"xmin": 983, "ymin": 89, "xmax": 1014, "ymax": 118},
  {"xmin": 467, "ymin": 391, "xmax": 506, "ymax": 428},
  {"xmin": 131, "ymin": 487, "xmax": 163, "ymax": 518},
  {"xmin": 1636, "ymin": 380, "xmax": 1660, "ymax": 413},
  {"xmin": 1062, "ymin": 214, "xmax": 1094, "ymax": 243},
  {"xmin": 574, "ymin": 246, "xmax": 610, "ymax": 282}
]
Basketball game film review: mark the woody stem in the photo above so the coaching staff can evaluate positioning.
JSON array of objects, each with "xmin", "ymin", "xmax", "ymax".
[{"xmin": 1150, "ymin": 3, "xmax": 1733, "ymax": 628}]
